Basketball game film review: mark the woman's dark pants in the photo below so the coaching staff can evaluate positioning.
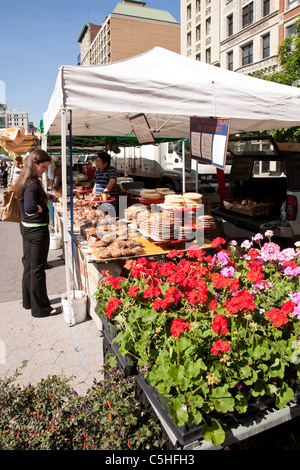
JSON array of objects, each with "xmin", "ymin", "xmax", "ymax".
[{"xmin": 20, "ymin": 224, "xmax": 51, "ymax": 317}]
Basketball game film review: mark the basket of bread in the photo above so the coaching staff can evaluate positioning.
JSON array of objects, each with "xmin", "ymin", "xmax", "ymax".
[{"xmin": 223, "ymin": 198, "xmax": 274, "ymax": 216}]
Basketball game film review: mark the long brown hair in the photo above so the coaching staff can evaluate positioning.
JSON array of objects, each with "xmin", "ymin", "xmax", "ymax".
[{"xmin": 14, "ymin": 149, "xmax": 51, "ymax": 200}]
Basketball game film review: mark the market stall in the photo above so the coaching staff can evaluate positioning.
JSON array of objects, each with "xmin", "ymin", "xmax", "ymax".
[
  {"xmin": 41, "ymin": 46, "xmax": 300, "ymax": 449},
  {"xmin": 52, "ymin": 190, "xmax": 214, "ymax": 324},
  {"xmin": 42, "ymin": 47, "xmax": 300, "ymax": 308}
]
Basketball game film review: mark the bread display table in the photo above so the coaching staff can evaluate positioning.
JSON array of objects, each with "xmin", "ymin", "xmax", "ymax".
[{"xmin": 53, "ymin": 202, "xmax": 212, "ymax": 326}]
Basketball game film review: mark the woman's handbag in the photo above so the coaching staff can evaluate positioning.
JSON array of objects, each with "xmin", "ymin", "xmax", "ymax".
[{"xmin": 1, "ymin": 185, "xmax": 21, "ymax": 223}]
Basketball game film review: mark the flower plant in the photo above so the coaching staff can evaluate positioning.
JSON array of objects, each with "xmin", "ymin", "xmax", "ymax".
[
  {"xmin": 0, "ymin": 362, "xmax": 165, "ymax": 450},
  {"xmin": 95, "ymin": 233, "xmax": 300, "ymax": 446}
]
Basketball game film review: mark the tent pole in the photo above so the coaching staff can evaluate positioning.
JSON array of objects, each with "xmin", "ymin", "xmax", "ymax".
[
  {"xmin": 61, "ymin": 109, "xmax": 72, "ymax": 325},
  {"xmin": 182, "ymin": 139, "xmax": 186, "ymax": 193},
  {"xmin": 68, "ymin": 110, "xmax": 75, "ymax": 295},
  {"xmin": 124, "ymin": 146, "xmax": 127, "ymax": 177}
]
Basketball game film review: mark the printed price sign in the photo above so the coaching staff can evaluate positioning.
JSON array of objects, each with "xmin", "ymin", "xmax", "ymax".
[{"xmin": 190, "ymin": 117, "xmax": 230, "ymax": 170}]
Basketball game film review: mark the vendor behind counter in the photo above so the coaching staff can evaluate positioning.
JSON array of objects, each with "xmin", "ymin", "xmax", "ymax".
[{"xmin": 93, "ymin": 152, "xmax": 117, "ymax": 206}]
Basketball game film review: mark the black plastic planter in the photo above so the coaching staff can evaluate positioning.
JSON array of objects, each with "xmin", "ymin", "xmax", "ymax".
[{"xmin": 135, "ymin": 374, "xmax": 203, "ymax": 447}]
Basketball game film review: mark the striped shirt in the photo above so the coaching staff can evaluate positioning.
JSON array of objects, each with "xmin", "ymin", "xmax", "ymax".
[{"xmin": 95, "ymin": 165, "xmax": 117, "ymax": 201}]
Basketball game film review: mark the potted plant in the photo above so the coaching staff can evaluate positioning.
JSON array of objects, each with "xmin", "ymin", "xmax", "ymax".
[
  {"xmin": 0, "ymin": 362, "xmax": 165, "ymax": 450},
  {"xmin": 95, "ymin": 232, "xmax": 300, "ymax": 446}
]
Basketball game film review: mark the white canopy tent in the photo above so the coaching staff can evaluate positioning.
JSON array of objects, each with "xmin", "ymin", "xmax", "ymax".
[
  {"xmin": 42, "ymin": 47, "xmax": 300, "ymax": 324},
  {"xmin": 44, "ymin": 46, "xmax": 300, "ymax": 139}
]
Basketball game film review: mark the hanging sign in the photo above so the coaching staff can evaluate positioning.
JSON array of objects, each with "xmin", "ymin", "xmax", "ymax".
[
  {"xmin": 129, "ymin": 113, "xmax": 155, "ymax": 144},
  {"xmin": 190, "ymin": 117, "xmax": 230, "ymax": 170}
]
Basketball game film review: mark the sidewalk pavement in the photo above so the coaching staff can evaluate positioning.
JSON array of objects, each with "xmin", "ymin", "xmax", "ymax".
[{"xmin": 0, "ymin": 188, "xmax": 104, "ymax": 395}]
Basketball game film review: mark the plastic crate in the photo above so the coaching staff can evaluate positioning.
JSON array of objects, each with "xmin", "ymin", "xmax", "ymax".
[
  {"xmin": 135, "ymin": 374, "xmax": 300, "ymax": 449},
  {"xmin": 135, "ymin": 374, "xmax": 203, "ymax": 447},
  {"xmin": 102, "ymin": 334, "xmax": 138, "ymax": 377}
]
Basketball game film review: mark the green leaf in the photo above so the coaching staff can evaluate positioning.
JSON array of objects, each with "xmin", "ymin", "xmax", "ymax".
[
  {"xmin": 243, "ymin": 368, "xmax": 258, "ymax": 386},
  {"xmin": 251, "ymin": 343, "xmax": 271, "ymax": 361},
  {"xmin": 104, "ymin": 354, "xmax": 117, "ymax": 369},
  {"xmin": 265, "ymin": 383, "xmax": 278, "ymax": 396},
  {"xmin": 178, "ymin": 335, "xmax": 192, "ymax": 352},
  {"xmin": 142, "ymin": 308, "xmax": 158, "ymax": 323},
  {"xmin": 202, "ymin": 418, "xmax": 225, "ymax": 446},
  {"xmin": 275, "ymin": 383, "xmax": 295, "ymax": 408},
  {"xmin": 185, "ymin": 358, "xmax": 206, "ymax": 378},
  {"xmin": 216, "ymin": 306, "xmax": 226, "ymax": 315},
  {"xmin": 240, "ymin": 365, "xmax": 252, "ymax": 378},
  {"xmin": 252, "ymin": 381, "xmax": 265, "ymax": 397},
  {"xmin": 168, "ymin": 397, "xmax": 189, "ymax": 426},
  {"xmin": 167, "ymin": 364, "xmax": 190, "ymax": 391},
  {"xmin": 234, "ymin": 393, "xmax": 248, "ymax": 413},
  {"xmin": 269, "ymin": 358, "xmax": 285, "ymax": 379},
  {"xmin": 209, "ymin": 386, "xmax": 234, "ymax": 413}
]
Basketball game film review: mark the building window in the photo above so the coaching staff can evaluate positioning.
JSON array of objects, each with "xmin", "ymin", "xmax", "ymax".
[
  {"xmin": 196, "ymin": 24, "xmax": 201, "ymax": 41},
  {"xmin": 263, "ymin": 0, "xmax": 270, "ymax": 16},
  {"xmin": 187, "ymin": 31, "xmax": 192, "ymax": 48},
  {"xmin": 187, "ymin": 4, "xmax": 192, "ymax": 21},
  {"xmin": 206, "ymin": 48, "xmax": 211, "ymax": 63},
  {"xmin": 196, "ymin": 0, "xmax": 201, "ymax": 13},
  {"xmin": 242, "ymin": 43, "xmax": 253, "ymax": 65},
  {"xmin": 227, "ymin": 51, "xmax": 233, "ymax": 70},
  {"xmin": 287, "ymin": 24, "xmax": 296, "ymax": 36},
  {"xmin": 196, "ymin": 53, "xmax": 201, "ymax": 61},
  {"xmin": 206, "ymin": 17, "xmax": 211, "ymax": 35},
  {"xmin": 242, "ymin": 2, "xmax": 253, "ymax": 28},
  {"xmin": 227, "ymin": 14, "xmax": 233, "ymax": 37},
  {"xmin": 287, "ymin": 0, "xmax": 300, "ymax": 10},
  {"xmin": 262, "ymin": 33, "xmax": 270, "ymax": 58}
]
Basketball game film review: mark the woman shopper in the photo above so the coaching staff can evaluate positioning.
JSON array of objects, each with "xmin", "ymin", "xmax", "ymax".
[
  {"xmin": 9, "ymin": 156, "xmax": 24, "ymax": 187},
  {"xmin": 14, "ymin": 149, "xmax": 60, "ymax": 318}
]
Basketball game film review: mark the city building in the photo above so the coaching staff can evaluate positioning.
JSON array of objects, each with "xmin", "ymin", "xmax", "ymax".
[
  {"xmin": 0, "ymin": 108, "xmax": 31, "ymax": 132},
  {"xmin": 0, "ymin": 109, "xmax": 7, "ymax": 129},
  {"xmin": 180, "ymin": 0, "xmax": 300, "ymax": 75},
  {"xmin": 78, "ymin": 0, "xmax": 180, "ymax": 66}
]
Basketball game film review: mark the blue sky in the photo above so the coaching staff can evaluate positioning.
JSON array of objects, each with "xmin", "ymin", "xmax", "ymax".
[{"xmin": 1, "ymin": 0, "xmax": 180, "ymax": 128}]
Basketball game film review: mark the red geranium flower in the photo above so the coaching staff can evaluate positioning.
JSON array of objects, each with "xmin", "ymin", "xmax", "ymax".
[
  {"xmin": 152, "ymin": 298, "xmax": 169, "ymax": 311},
  {"xmin": 246, "ymin": 270, "xmax": 264, "ymax": 283},
  {"xmin": 281, "ymin": 300, "xmax": 296, "ymax": 314},
  {"xmin": 187, "ymin": 246, "xmax": 206, "ymax": 260},
  {"xmin": 211, "ymin": 237, "xmax": 226, "ymax": 248},
  {"xmin": 170, "ymin": 318, "xmax": 190, "ymax": 338},
  {"xmin": 187, "ymin": 288, "xmax": 208, "ymax": 306},
  {"xmin": 167, "ymin": 249, "xmax": 184, "ymax": 259},
  {"xmin": 209, "ymin": 300, "xmax": 219, "ymax": 311},
  {"xmin": 127, "ymin": 286, "xmax": 140, "ymax": 297},
  {"xmin": 224, "ymin": 290, "xmax": 256, "ymax": 315},
  {"xmin": 164, "ymin": 286, "xmax": 183, "ymax": 304},
  {"xmin": 265, "ymin": 307, "xmax": 289, "ymax": 328},
  {"xmin": 105, "ymin": 297, "xmax": 122, "ymax": 319},
  {"xmin": 211, "ymin": 340, "xmax": 231, "ymax": 355},
  {"xmin": 229, "ymin": 278, "xmax": 239, "ymax": 291},
  {"xmin": 143, "ymin": 285, "xmax": 162, "ymax": 300},
  {"xmin": 211, "ymin": 314, "xmax": 228, "ymax": 335},
  {"xmin": 248, "ymin": 248, "xmax": 259, "ymax": 260},
  {"xmin": 103, "ymin": 275, "xmax": 125, "ymax": 289},
  {"xmin": 211, "ymin": 272, "xmax": 230, "ymax": 289},
  {"xmin": 159, "ymin": 261, "xmax": 177, "ymax": 278},
  {"xmin": 248, "ymin": 261, "xmax": 263, "ymax": 271}
]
